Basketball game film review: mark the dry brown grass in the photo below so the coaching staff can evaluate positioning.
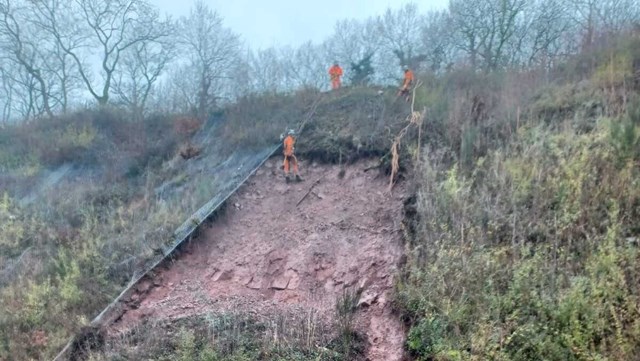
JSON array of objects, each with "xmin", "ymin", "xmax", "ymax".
[{"xmin": 389, "ymin": 82, "xmax": 425, "ymax": 191}]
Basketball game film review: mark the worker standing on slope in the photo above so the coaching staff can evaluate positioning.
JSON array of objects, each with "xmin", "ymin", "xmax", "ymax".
[
  {"xmin": 328, "ymin": 62, "xmax": 343, "ymax": 90},
  {"xmin": 281, "ymin": 129, "xmax": 303, "ymax": 182},
  {"xmin": 398, "ymin": 66, "xmax": 414, "ymax": 102}
]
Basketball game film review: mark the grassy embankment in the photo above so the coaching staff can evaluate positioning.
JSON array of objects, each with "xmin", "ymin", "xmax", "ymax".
[{"xmin": 396, "ymin": 37, "xmax": 640, "ymax": 361}]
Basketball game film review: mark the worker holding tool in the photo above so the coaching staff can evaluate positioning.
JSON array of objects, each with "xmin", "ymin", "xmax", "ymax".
[
  {"xmin": 280, "ymin": 129, "xmax": 303, "ymax": 182},
  {"xmin": 328, "ymin": 62, "xmax": 344, "ymax": 90},
  {"xmin": 398, "ymin": 66, "xmax": 414, "ymax": 102}
]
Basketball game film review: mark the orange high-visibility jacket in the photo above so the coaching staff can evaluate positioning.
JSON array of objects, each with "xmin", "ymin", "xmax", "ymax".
[
  {"xmin": 402, "ymin": 70, "xmax": 414, "ymax": 88},
  {"xmin": 283, "ymin": 135, "xmax": 295, "ymax": 156},
  {"xmin": 329, "ymin": 65, "xmax": 343, "ymax": 79}
]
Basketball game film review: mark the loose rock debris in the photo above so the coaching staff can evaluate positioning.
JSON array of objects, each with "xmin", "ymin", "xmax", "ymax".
[{"xmin": 110, "ymin": 159, "xmax": 407, "ymax": 361}]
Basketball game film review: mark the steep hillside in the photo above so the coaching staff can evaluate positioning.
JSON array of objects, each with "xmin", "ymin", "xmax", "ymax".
[
  {"xmin": 396, "ymin": 39, "xmax": 640, "ymax": 360},
  {"xmin": 4, "ymin": 34, "xmax": 639, "ymax": 361},
  {"xmin": 0, "ymin": 88, "xmax": 413, "ymax": 360},
  {"xmin": 98, "ymin": 159, "xmax": 407, "ymax": 360}
]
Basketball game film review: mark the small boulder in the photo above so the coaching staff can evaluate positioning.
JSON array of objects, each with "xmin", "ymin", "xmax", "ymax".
[
  {"xmin": 247, "ymin": 277, "xmax": 262, "ymax": 290},
  {"xmin": 137, "ymin": 281, "xmax": 152, "ymax": 293},
  {"xmin": 357, "ymin": 290, "xmax": 378, "ymax": 308},
  {"xmin": 285, "ymin": 270, "xmax": 300, "ymax": 290},
  {"xmin": 212, "ymin": 270, "xmax": 233, "ymax": 282},
  {"xmin": 270, "ymin": 275, "xmax": 290, "ymax": 290}
]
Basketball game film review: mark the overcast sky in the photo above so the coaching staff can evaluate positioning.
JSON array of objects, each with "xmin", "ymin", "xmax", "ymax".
[{"xmin": 149, "ymin": 0, "xmax": 448, "ymax": 49}]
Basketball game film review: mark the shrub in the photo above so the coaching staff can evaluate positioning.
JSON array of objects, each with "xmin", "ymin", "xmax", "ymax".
[{"xmin": 398, "ymin": 122, "xmax": 639, "ymax": 361}]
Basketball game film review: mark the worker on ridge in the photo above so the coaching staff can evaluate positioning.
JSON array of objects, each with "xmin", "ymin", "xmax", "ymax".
[
  {"xmin": 328, "ymin": 62, "xmax": 343, "ymax": 90},
  {"xmin": 280, "ymin": 129, "xmax": 303, "ymax": 182},
  {"xmin": 398, "ymin": 66, "xmax": 414, "ymax": 102}
]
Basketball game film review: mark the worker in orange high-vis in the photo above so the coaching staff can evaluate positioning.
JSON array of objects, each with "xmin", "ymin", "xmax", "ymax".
[
  {"xmin": 398, "ymin": 66, "xmax": 414, "ymax": 102},
  {"xmin": 281, "ymin": 129, "xmax": 303, "ymax": 182},
  {"xmin": 328, "ymin": 62, "xmax": 343, "ymax": 90}
]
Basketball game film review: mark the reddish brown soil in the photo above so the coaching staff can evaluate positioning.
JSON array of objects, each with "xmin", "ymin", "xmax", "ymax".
[{"xmin": 111, "ymin": 158, "xmax": 407, "ymax": 360}]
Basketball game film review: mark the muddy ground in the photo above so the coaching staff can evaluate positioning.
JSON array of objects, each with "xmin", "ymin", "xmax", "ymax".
[{"xmin": 109, "ymin": 158, "xmax": 407, "ymax": 361}]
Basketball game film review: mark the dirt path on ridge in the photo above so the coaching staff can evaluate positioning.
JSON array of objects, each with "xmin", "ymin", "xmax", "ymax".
[{"xmin": 110, "ymin": 158, "xmax": 407, "ymax": 361}]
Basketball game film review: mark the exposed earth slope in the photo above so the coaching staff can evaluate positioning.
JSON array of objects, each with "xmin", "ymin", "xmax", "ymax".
[{"xmin": 108, "ymin": 158, "xmax": 407, "ymax": 360}]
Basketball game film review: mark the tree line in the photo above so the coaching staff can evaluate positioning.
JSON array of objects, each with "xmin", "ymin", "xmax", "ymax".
[{"xmin": 1, "ymin": 0, "xmax": 638, "ymax": 122}]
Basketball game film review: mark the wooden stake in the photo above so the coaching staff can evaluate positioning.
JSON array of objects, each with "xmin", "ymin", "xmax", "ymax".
[{"xmin": 296, "ymin": 176, "xmax": 324, "ymax": 206}]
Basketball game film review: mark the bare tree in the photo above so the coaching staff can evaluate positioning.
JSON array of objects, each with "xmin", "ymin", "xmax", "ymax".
[
  {"xmin": 598, "ymin": 0, "xmax": 640, "ymax": 35},
  {"xmin": 376, "ymin": 3, "xmax": 427, "ymax": 77},
  {"xmin": 277, "ymin": 46, "xmax": 299, "ymax": 91},
  {"xmin": 113, "ymin": 35, "xmax": 174, "ymax": 118},
  {"xmin": 245, "ymin": 47, "xmax": 288, "ymax": 93},
  {"xmin": 288, "ymin": 41, "xmax": 327, "ymax": 89},
  {"xmin": 421, "ymin": 10, "xmax": 458, "ymax": 72},
  {"xmin": 522, "ymin": 0, "xmax": 572, "ymax": 68},
  {"xmin": 2, "ymin": 65, "xmax": 39, "ymax": 119},
  {"xmin": 449, "ymin": 0, "xmax": 489, "ymax": 68},
  {"xmin": 450, "ymin": 0, "xmax": 527, "ymax": 70},
  {"xmin": 32, "ymin": 0, "xmax": 170, "ymax": 106},
  {"xmin": 0, "ymin": 0, "xmax": 53, "ymax": 117},
  {"xmin": 326, "ymin": 19, "xmax": 379, "ymax": 67},
  {"xmin": 483, "ymin": 0, "xmax": 528, "ymax": 70},
  {"xmin": 78, "ymin": 0, "xmax": 170, "ymax": 105},
  {"xmin": 569, "ymin": 0, "xmax": 640, "ymax": 48},
  {"xmin": 150, "ymin": 65, "xmax": 197, "ymax": 114},
  {"xmin": 43, "ymin": 36, "xmax": 81, "ymax": 112},
  {"xmin": 0, "ymin": 63, "xmax": 14, "ymax": 122},
  {"xmin": 570, "ymin": 0, "xmax": 601, "ymax": 49},
  {"xmin": 178, "ymin": 0, "xmax": 240, "ymax": 120},
  {"xmin": 29, "ymin": 0, "xmax": 86, "ymax": 112}
]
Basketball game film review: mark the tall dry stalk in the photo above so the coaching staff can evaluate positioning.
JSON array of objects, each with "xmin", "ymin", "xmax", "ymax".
[{"xmin": 388, "ymin": 83, "xmax": 426, "ymax": 191}]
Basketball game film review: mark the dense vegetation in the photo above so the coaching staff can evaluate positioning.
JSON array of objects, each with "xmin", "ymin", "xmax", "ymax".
[
  {"xmin": 397, "ymin": 38, "xmax": 640, "ymax": 360},
  {"xmin": 0, "ymin": 111, "xmax": 187, "ymax": 360}
]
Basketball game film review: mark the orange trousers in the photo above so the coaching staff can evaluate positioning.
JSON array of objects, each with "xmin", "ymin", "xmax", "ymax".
[
  {"xmin": 283, "ymin": 155, "xmax": 299, "ymax": 175},
  {"xmin": 331, "ymin": 77, "xmax": 341, "ymax": 90},
  {"xmin": 398, "ymin": 85, "xmax": 411, "ymax": 102}
]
